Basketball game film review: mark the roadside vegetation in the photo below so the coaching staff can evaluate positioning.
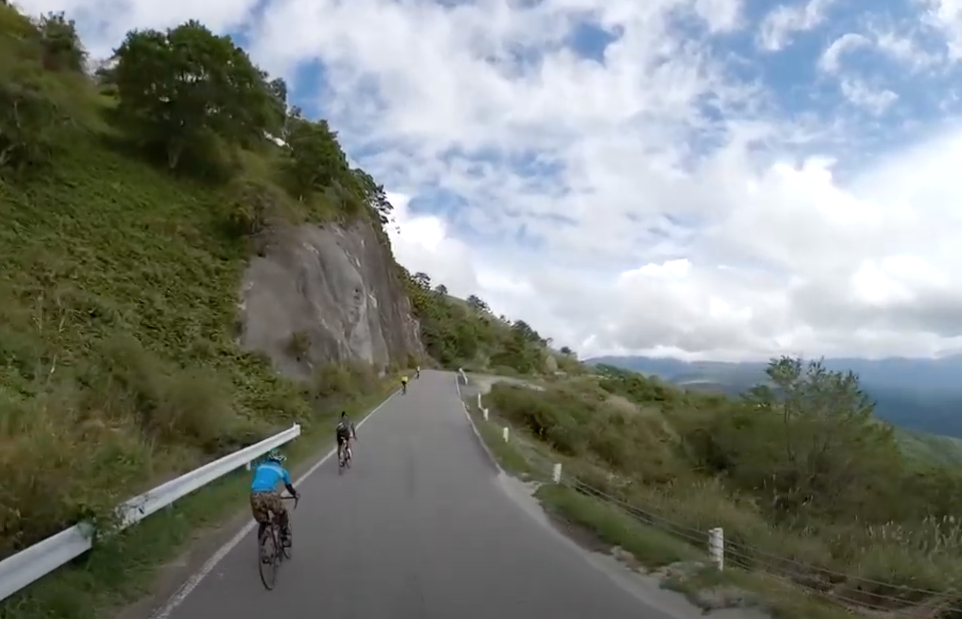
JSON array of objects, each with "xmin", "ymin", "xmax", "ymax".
[
  {"xmin": 478, "ymin": 358, "xmax": 962, "ymax": 619},
  {"xmin": 0, "ymin": 4, "xmax": 573, "ymax": 616},
  {"xmin": 0, "ymin": 4, "xmax": 407, "ymax": 558},
  {"xmin": 0, "ymin": 6, "xmax": 431, "ymax": 617},
  {"xmin": 402, "ymin": 273, "xmax": 574, "ymax": 376}
]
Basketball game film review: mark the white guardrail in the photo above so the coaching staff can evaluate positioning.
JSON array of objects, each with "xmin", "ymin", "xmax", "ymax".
[{"xmin": 0, "ymin": 422, "xmax": 302, "ymax": 603}]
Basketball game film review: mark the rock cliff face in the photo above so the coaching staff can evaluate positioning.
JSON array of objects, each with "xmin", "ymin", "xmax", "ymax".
[{"xmin": 238, "ymin": 220, "xmax": 423, "ymax": 380}]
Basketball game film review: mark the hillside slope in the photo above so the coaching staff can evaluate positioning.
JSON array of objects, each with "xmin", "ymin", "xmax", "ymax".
[
  {"xmin": 0, "ymin": 7, "xmax": 428, "ymax": 561},
  {"xmin": 476, "ymin": 362, "xmax": 962, "ymax": 617},
  {"xmin": 0, "ymin": 5, "xmax": 563, "ymax": 569}
]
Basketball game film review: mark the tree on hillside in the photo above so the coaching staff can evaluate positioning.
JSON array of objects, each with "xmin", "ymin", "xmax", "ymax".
[
  {"xmin": 466, "ymin": 295, "xmax": 489, "ymax": 313},
  {"xmin": 0, "ymin": 8, "xmax": 80, "ymax": 174},
  {"xmin": 489, "ymin": 325, "xmax": 541, "ymax": 374},
  {"xmin": 282, "ymin": 110, "xmax": 353, "ymax": 200},
  {"xmin": 351, "ymin": 168, "xmax": 394, "ymax": 225},
  {"xmin": 112, "ymin": 21, "xmax": 281, "ymax": 169},
  {"xmin": 734, "ymin": 357, "xmax": 899, "ymax": 521},
  {"xmin": 560, "ymin": 346, "xmax": 573, "ymax": 355},
  {"xmin": 267, "ymin": 77, "xmax": 287, "ymax": 113},
  {"xmin": 511, "ymin": 319, "xmax": 542, "ymax": 344},
  {"xmin": 434, "ymin": 284, "xmax": 448, "ymax": 296},
  {"xmin": 412, "ymin": 272, "xmax": 432, "ymax": 291},
  {"xmin": 35, "ymin": 12, "xmax": 86, "ymax": 72}
]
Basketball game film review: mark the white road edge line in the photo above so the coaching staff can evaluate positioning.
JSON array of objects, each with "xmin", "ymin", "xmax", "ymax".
[
  {"xmin": 454, "ymin": 374, "xmax": 505, "ymax": 474},
  {"xmin": 149, "ymin": 388, "xmax": 400, "ymax": 619}
]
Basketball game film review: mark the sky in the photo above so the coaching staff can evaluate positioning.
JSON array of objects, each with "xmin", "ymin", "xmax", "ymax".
[{"xmin": 17, "ymin": 0, "xmax": 962, "ymax": 361}]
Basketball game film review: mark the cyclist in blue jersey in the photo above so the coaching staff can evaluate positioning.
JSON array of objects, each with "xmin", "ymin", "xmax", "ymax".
[{"xmin": 250, "ymin": 449, "xmax": 299, "ymax": 547}]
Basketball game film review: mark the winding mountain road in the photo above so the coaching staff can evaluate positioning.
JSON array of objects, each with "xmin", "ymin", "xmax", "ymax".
[{"xmin": 152, "ymin": 370, "xmax": 690, "ymax": 619}]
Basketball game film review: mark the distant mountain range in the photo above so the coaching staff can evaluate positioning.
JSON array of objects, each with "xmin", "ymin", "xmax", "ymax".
[{"xmin": 587, "ymin": 355, "xmax": 962, "ymax": 439}]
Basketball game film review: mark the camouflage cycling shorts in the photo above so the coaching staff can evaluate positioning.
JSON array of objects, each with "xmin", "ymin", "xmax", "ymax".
[{"xmin": 250, "ymin": 491, "xmax": 284, "ymax": 524}]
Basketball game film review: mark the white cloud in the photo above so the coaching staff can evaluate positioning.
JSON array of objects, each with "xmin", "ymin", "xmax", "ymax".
[
  {"xmin": 920, "ymin": 0, "xmax": 962, "ymax": 60},
  {"xmin": 384, "ymin": 192, "xmax": 480, "ymax": 299},
  {"xmin": 756, "ymin": 0, "xmax": 837, "ymax": 52},
  {"xmin": 838, "ymin": 78, "xmax": 898, "ymax": 114},
  {"xmin": 818, "ymin": 34, "xmax": 898, "ymax": 115},
  {"xmin": 16, "ymin": 0, "xmax": 962, "ymax": 361},
  {"xmin": 872, "ymin": 28, "xmax": 942, "ymax": 70},
  {"xmin": 819, "ymin": 33, "xmax": 870, "ymax": 73}
]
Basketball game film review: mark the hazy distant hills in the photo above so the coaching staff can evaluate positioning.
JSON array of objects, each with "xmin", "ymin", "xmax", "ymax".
[{"xmin": 588, "ymin": 355, "xmax": 962, "ymax": 439}]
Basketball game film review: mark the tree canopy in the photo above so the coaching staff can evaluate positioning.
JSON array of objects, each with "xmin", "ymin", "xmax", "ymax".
[{"xmin": 112, "ymin": 21, "xmax": 283, "ymax": 169}]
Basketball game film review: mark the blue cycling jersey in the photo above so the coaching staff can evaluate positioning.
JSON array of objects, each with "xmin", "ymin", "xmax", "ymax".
[{"xmin": 251, "ymin": 461, "xmax": 292, "ymax": 493}]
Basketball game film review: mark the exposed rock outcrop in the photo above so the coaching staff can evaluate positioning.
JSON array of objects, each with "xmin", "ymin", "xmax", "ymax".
[{"xmin": 238, "ymin": 220, "xmax": 423, "ymax": 380}]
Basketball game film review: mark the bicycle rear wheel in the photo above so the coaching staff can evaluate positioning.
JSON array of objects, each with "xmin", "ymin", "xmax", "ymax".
[
  {"xmin": 281, "ymin": 519, "xmax": 292, "ymax": 560},
  {"xmin": 258, "ymin": 526, "xmax": 279, "ymax": 590}
]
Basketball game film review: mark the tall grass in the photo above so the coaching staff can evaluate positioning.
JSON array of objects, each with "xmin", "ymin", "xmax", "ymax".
[{"xmin": 484, "ymin": 380, "xmax": 962, "ymax": 615}]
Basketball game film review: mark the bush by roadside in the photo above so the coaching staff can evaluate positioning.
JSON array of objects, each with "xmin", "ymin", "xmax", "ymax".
[{"xmin": 475, "ymin": 359, "xmax": 962, "ymax": 619}]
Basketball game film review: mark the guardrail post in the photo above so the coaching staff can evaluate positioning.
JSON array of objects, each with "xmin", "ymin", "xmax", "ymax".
[
  {"xmin": 709, "ymin": 527, "xmax": 724, "ymax": 570},
  {"xmin": 552, "ymin": 463, "xmax": 562, "ymax": 483},
  {"xmin": 483, "ymin": 408, "xmax": 489, "ymax": 421},
  {"xmin": 502, "ymin": 427, "xmax": 509, "ymax": 442}
]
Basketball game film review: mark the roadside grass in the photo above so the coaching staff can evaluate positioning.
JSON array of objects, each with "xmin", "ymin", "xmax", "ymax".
[
  {"xmin": 462, "ymin": 393, "xmax": 532, "ymax": 477},
  {"xmin": 535, "ymin": 484, "xmax": 703, "ymax": 568},
  {"xmin": 474, "ymin": 412, "xmax": 533, "ymax": 476},
  {"xmin": 0, "ymin": 379, "xmax": 398, "ymax": 619},
  {"xmin": 535, "ymin": 485, "xmax": 854, "ymax": 619},
  {"xmin": 464, "ymin": 378, "xmax": 877, "ymax": 619}
]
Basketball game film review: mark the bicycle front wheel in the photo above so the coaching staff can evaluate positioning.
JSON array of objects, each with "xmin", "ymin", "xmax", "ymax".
[{"xmin": 258, "ymin": 528, "xmax": 279, "ymax": 590}]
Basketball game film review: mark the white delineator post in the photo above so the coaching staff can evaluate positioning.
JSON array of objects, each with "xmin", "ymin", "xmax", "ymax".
[
  {"xmin": 552, "ymin": 463, "xmax": 562, "ymax": 483},
  {"xmin": 502, "ymin": 427, "xmax": 509, "ymax": 442},
  {"xmin": 477, "ymin": 393, "xmax": 482, "ymax": 408},
  {"xmin": 709, "ymin": 527, "xmax": 724, "ymax": 571},
  {"xmin": 483, "ymin": 408, "xmax": 489, "ymax": 421}
]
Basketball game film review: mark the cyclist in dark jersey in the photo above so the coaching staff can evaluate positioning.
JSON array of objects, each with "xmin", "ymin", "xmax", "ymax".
[{"xmin": 335, "ymin": 411, "xmax": 357, "ymax": 463}]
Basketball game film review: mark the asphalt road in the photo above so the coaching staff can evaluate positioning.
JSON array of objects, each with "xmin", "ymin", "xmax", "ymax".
[{"xmin": 159, "ymin": 369, "xmax": 683, "ymax": 619}]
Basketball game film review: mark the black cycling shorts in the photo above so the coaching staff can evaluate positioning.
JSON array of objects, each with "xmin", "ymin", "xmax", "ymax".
[{"xmin": 336, "ymin": 434, "xmax": 349, "ymax": 446}]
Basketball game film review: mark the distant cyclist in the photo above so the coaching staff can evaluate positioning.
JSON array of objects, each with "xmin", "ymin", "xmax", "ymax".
[
  {"xmin": 336, "ymin": 411, "xmax": 357, "ymax": 463},
  {"xmin": 250, "ymin": 449, "xmax": 299, "ymax": 549},
  {"xmin": 415, "ymin": 366, "xmax": 421, "ymax": 379},
  {"xmin": 401, "ymin": 374, "xmax": 409, "ymax": 394}
]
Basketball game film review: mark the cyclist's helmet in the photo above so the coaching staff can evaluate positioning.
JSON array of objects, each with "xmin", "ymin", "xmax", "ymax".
[{"xmin": 265, "ymin": 448, "xmax": 286, "ymax": 463}]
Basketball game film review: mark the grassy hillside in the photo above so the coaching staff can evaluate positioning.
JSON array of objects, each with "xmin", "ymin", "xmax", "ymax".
[
  {"xmin": 0, "ymin": 2, "xmax": 561, "ymax": 577},
  {"xmin": 402, "ymin": 277, "xmax": 566, "ymax": 376},
  {"xmin": 477, "ymin": 360, "xmax": 962, "ymax": 617},
  {"xmin": 0, "ymin": 6, "xmax": 428, "ymax": 567}
]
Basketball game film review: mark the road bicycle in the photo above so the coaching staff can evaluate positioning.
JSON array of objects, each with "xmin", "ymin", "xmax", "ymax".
[
  {"xmin": 338, "ymin": 441, "xmax": 353, "ymax": 475},
  {"xmin": 258, "ymin": 494, "xmax": 298, "ymax": 591}
]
